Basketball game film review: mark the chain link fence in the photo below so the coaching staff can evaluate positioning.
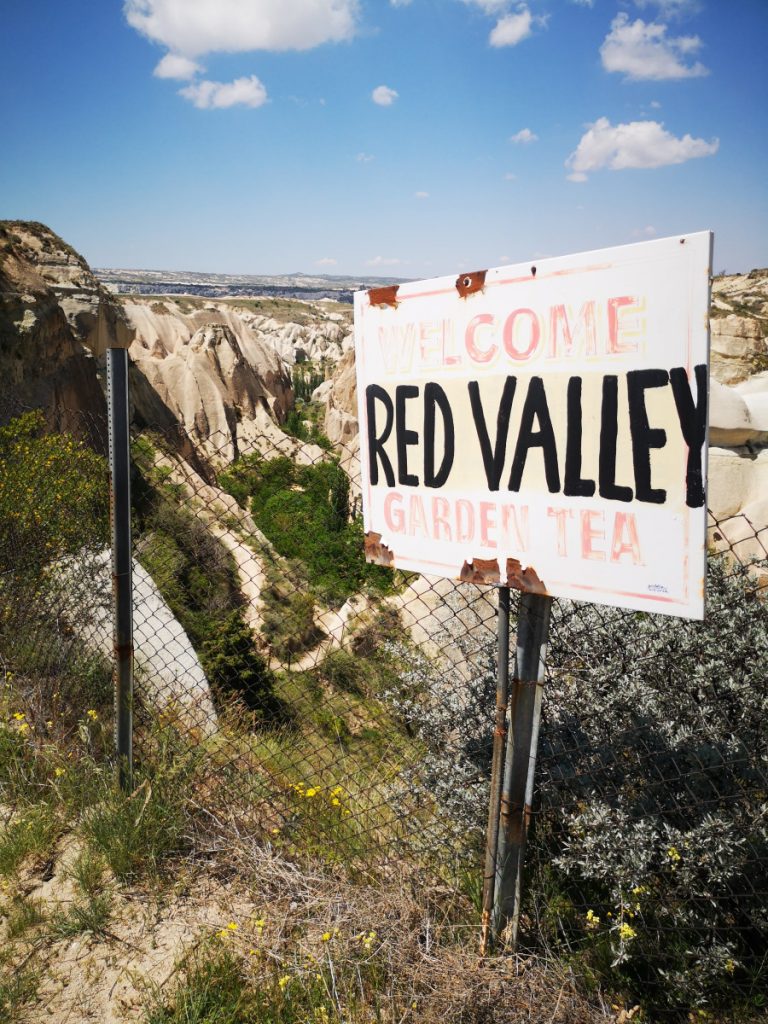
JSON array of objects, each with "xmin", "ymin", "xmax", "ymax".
[{"xmin": 1, "ymin": 394, "xmax": 766, "ymax": 1019}]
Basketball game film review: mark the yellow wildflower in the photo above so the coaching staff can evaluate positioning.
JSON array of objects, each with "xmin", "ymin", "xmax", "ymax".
[
  {"xmin": 54, "ymin": 767, "xmax": 66, "ymax": 778},
  {"xmin": 321, "ymin": 931, "xmax": 332, "ymax": 942},
  {"xmin": 585, "ymin": 909, "xmax": 600, "ymax": 930},
  {"xmin": 86, "ymin": 709, "xmax": 98, "ymax": 721},
  {"xmin": 18, "ymin": 722, "xmax": 30, "ymax": 735},
  {"xmin": 667, "ymin": 846, "xmax": 681, "ymax": 862},
  {"xmin": 278, "ymin": 975, "xmax": 291, "ymax": 990},
  {"xmin": 305, "ymin": 787, "xmax": 319, "ymax": 798},
  {"xmin": 618, "ymin": 923, "xmax": 637, "ymax": 941},
  {"xmin": 725, "ymin": 959, "xmax": 736, "ymax": 974}
]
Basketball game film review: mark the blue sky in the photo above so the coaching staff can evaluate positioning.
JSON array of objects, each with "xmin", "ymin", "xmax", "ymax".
[{"xmin": 1, "ymin": 0, "xmax": 766, "ymax": 277}]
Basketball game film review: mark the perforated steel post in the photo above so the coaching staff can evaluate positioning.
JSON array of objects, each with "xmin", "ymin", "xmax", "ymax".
[
  {"xmin": 479, "ymin": 585, "xmax": 511, "ymax": 956},
  {"xmin": 493, "ymin": 591, "xmax": 552, "ymax": 948},
  {"xmin": 107, "ymin": 347, "xmax": 134, "ymax": 792}
]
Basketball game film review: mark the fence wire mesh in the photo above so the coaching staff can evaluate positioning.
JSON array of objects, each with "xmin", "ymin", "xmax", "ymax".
[{"xmin": 1, "ymin": 395, "xmax": 767, "ymax": 1019}]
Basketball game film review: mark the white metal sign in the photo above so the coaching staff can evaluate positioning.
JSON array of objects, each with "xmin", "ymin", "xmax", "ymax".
[{"xmin": 354, "ymin": 233, "xmax": 712, "ymax": 618}]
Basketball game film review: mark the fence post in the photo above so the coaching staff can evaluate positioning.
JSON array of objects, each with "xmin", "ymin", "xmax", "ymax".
[
  {"xmin": 107, "ymin": 347, "xmax": 134, "ymax": 792},
  {"xmin": 479, "ymin": 585, "xmax": 511, "ymax": 956},
  {"xmin": 492, "ymin": 591, "xmax": 552, "ymax": 948}
]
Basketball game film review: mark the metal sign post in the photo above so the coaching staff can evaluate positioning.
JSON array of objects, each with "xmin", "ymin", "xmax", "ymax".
[
  {"xmin": 479, "ymin": 585, "xmax": 511, "ymax": 955},
  {"xmin": 493, "ymin": 592, "xmax": 552, "ymax": 948},
  {"xmin": 107, "ymin": 346, "xmax": 134, "ymax": 792}
]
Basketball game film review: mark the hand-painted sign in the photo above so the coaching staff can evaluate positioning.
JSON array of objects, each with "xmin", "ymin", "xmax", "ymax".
[{"xmin": 354, "ymin": 233, "xmax": 712, "ymax": 618}]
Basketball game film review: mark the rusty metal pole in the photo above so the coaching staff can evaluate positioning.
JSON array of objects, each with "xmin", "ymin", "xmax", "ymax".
[
  {"xmin": 493, "ymin": 591, "xmax": 552, "ymax": 948},
  {"xmin": 479, "ymin": 585, "xmax": 511, "ymax": 956},
  {"xmin": 107, "ymin": 347, "xmax": 134, "ymax": 792}
]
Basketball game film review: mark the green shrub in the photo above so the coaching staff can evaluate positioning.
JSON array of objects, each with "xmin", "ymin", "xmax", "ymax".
[
  {"xmin": 530, "ymin": 557, "xmax": 768, "ymax": 1016},
  {"xmin": 318, "ymin": 649, "xmax": 366, "ymax": 696},
  {"xmin": 81, "ymin": 748, "xmax": 198, "ymax": 881},
  {"xmin": 261, "ymin": 573, "xmax": 323, "ymax": 660},
  {"xmin": 221, "ymin": 453, "xmax": 394, "ymax": 607},
  {"xmin": 0, "ymin": 804, "xmax": 61, "ymax": 877},
  {"xmin": 0, "ymin": 411, "xmax": 107, "ymax": 576},
  {"xmin": 199, "ymin": 611, "xmax": 285, "ymax": 722},
  {"xmin": 0, "ymin": 958, "xmax": 38, "ymax": 1024},
  {"xmin": 144, "ymin": 944, "xmax": 249, "ymax": 1024}
]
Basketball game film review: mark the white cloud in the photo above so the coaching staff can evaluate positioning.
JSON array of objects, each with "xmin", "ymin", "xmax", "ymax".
[
  {"xmin": 124, "ymin": 0, "xmax": 359, "ymax": 57},
  {"xmin": 356, "ymin": 152, "xmax": 374, "ymax": 162},
  {"xmin": 367, "ymin": 256, "xmax": 401, "ymax": 267},
  {"xmin": 510, "ymin": 127, "xmax": 537, "ymax": 144},
  {"xmin": 315, "ymin": 257, "xmax": 338, "ymax": 267},
  {"xmin": 600, "ymin": 14, "xmax": 708, "ymax": 80},
  {"xmin": 633, "ymin": 225, "xmax": 658, "ymax": 238},
  {"xmin": 565, "ymin": 117, "xmax": 718, "ymax": 181},
  {"xmin": 372, "ymin": 85, "xmax": 398, "ymax": 106},
  {"xmin": 390, "ymin": 0, "xmax": 412, "ymax": 5},
  {"xmin": 489, "ymin": 8, "xmax": 533, "ymax": 47},
  {"xmin": 504, "ymin": 172, "xmax": 517, "ymax": 180},
  {"xmin": 179, "ymin": 75, "xmax": 268, "ymax": 109},
  {"xmin": 635, "ymin": 0, "xmax": 701, "ymax": 18},
  {"xmin": 465, "ymin": 0, "xmax": 509, "ymax": 12},
  {"xmin": 414, "ymin": 191, "xmax": 429, "ymax": 199},
  {"xmin": 153, "ymin": 53, "xmax": 202, "ymax": 80},
  {"xmin": 463, "ymin": 2, "xmax": 544, "ymax": 47}
]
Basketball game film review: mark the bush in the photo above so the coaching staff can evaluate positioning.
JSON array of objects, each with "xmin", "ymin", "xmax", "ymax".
[
  {"xmin": 530, "ymin": 556, "xmax": 768, "ymax": 1016},
  {"xmin": 221, "ymin": 453, "xmax": 393, "ymax": 606},
  {"xmin": 199, "ymin": 610, "xmax": 285, "ymax": 723},
  {"xmin": 0, "ymin": 411, "xmax": 107, "ymax": 575},
  {"xmin": 261, "ymin": 570, "xmax": 323, "ymax": 661},
  {"xmin": 0, "ymin": 413, "xmax": 112, "ymax": 745}
]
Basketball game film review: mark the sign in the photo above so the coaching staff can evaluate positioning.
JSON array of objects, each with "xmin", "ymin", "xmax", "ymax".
[{"xmin": 354, "ymin": 233, "xmax": 712, "ymax": 619}]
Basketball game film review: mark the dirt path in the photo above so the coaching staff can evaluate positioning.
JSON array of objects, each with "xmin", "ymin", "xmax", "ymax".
[
  {"xmin": 208, "ymin": 522, "xmax": 267, "ymax": 631},
  {"xmin": 283, "ymin": 594, "xmax": 370, "ymax": 673},
  {"xmin": 147, "ymin": 449, "xmax": 475, "ymax": 675}
]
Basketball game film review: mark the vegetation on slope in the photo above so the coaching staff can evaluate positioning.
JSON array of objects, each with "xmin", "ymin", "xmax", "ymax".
[
  {"xmin": 131, "ymin": 436, "xmax": 281, "ymax": 720},
  {"xmin": 220, "ymin": 452, "xmax": 394, "ymax": 608}
]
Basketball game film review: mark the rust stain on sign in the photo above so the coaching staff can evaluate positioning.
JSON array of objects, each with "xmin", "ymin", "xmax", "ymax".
[
  {"xmin": 459, "ymin": 557, "xmax": 501, "ymax": 585},
  {"xmin": 455, "ymin": 269, "xmax": 487, "ymax": 298},
  {"xmin": 365, "ymin": 531, "xmax": 394, "ymax": 566},
  {"xmin": 368, "ymin": 285, "xmax": 400, "ymax": 308},
  {"xmin": 504, "ymin": 558, "xmax": 548, "ymax": 594}
]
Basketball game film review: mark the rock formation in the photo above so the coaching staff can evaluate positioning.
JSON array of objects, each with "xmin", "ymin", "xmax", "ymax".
[
  {"xmin": 60, "ymin": 549, "xmax": 217, "ymax": 737},
  {"xmin": 707, "ymin": 272, "xmax": 768, "ymax": 569},
  {"xmin": 0, "ymin": 220, "xmax": 133, "ymax": 445},
  {"xmin": 241, "ymin": 311, "xmax": 353, "ymax": 366},
  {"xmin": 125, "ymin": 299, "xmax": 295, "ymax": 463}
]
